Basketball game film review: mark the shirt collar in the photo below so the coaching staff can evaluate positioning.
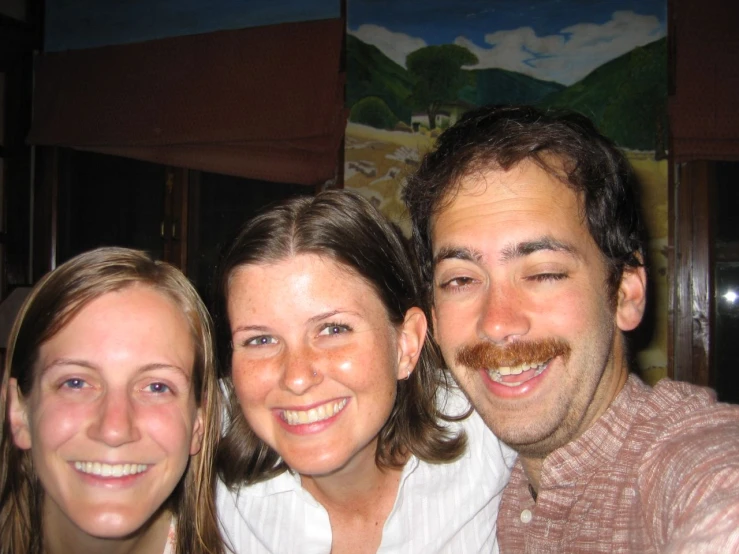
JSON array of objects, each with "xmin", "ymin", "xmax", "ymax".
[
  {"xmin": 541, "ymin": 373, "xmax": 649, "ymax": 487},
  {"xmin": 237, "ymin": 455, "xmax": 421, "ymax": 502}
]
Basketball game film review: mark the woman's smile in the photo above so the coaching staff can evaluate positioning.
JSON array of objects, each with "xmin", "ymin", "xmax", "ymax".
[{"xmin": 279, "ymin": 398, "xmax": 349, "ymax": 426}]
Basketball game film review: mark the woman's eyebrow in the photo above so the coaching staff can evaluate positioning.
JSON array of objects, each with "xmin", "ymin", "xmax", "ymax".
[
  {"xmin": 40, "ymin": 359, "xmax": 192, "ymax": 382},
  {"xmin": 39, "ymin": 358, "xmax": 97, "ymax": 375},
  {"xmin": 232, "ymin": 324, "xmax": 271, "ymax": 336},
  {"xmin": 139, "ymin": 363, "xmax": 192, "ymax": 382}
]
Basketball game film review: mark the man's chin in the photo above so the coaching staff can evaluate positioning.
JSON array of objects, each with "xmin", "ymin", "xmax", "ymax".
[{"xmin": 489, "ymin": 419, "xmax": 568, "ymax": 459}]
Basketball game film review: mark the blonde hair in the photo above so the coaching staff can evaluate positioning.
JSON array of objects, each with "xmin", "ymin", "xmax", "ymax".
[{"xmin": 0, "ymin": 247, "xmax": 224, "ymax": 554}]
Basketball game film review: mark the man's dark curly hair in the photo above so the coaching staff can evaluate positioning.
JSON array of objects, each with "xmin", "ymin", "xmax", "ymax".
[{"xmin": 403, "ymin": 104, "xmax": 646, "ymax": 302}]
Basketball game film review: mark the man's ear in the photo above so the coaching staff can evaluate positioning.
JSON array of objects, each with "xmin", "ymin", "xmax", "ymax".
[
  {"xmin": 190, "ymin": 405, "xmax": 205, "ymax": 456},
  {"xmin": 616, "ymin": 265, "xmax": 647, "ymax": 332},
  {"xmin": 7, "ymin": 378, "xmax": 32, "ymax": 450},
  {"xmin": 396, "ymin": 307, "xmax": 428, "ymax": 380}
]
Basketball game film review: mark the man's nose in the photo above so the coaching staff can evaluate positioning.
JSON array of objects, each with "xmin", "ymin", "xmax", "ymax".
[{"xmin": 478, "ymin": 285, "xmax": 531, "ymax": 344}]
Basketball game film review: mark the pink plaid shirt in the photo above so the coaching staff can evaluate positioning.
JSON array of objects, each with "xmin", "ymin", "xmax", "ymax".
[{"xmin": 498, "ymin": 374, "xmax": 739, "ymax": 553}]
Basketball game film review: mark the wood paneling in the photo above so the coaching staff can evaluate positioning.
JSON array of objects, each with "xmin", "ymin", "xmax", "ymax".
[{"xmin": 671, "ymin": 161, "xmax": 712, "ymax": 386}]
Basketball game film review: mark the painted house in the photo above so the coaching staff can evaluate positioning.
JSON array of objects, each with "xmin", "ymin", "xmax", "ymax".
[{"xmin": 411, "ymin": 100, "xmax": 474, "ymax": 131}]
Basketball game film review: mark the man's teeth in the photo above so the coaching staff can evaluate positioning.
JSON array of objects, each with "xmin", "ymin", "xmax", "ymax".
[
  {"xmin": 496, "ymin": 362, "xmax": 546, "ymax": 376},
  {"xmin": 487, "ymin": 361, "xmax": 548, "ymax": 386},
  {"xmin": 74, "ymin": 461, "xmax": 149, "ymax": 477},
  {"xmin": 282, "ymin": 399, "xmax": 348, "ymax": 426}
]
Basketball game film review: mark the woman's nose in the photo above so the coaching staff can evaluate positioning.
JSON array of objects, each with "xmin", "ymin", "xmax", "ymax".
[
  {"xmin": 279, "ymin": 346, "xmax": 323, "ymax": 395},
  {"xmin": 86, "ymin": 389, "xmax": 141, "ymax": 446}
]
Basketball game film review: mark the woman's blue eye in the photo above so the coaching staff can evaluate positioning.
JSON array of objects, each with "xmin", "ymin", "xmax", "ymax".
[
  {"xmin": 62, "ymin": 378, "xmax": 87, "ymax": 390},
  {"xmin": 146, "ymin": 382, "xmax": 171, "ymax": 394},
  {"xmin": 246, "ymin": 335, "xmax": 277, "ymax": 346},
  {"xmin": 319, "ymin": 323, "xmax": 351, "ymax": 336}
]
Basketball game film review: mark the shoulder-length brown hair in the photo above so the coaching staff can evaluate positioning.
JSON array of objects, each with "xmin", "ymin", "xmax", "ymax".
[
  {"xmin": 214, "ymin": 190, "xmax": 467, "ymax": 487},
  {"xmin": 0, "ymin": 247, "xmax": 224, "ymax": 554}
]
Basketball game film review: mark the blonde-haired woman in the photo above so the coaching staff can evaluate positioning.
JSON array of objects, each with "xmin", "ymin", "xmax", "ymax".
[{"xmin": 0, "ymin": 247, "xmax": 224, "ymax": 554}]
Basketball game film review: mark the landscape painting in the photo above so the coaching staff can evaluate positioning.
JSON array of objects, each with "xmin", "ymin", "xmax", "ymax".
[{"xmin": 344, "ymin": 0, "xmax": 668, "ymax": 381}]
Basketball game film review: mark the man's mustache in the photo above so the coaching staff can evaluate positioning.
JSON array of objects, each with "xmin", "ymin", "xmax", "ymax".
[{"xmin": 456, "ymin": 338, "xmax": 571, "ymax": 369}]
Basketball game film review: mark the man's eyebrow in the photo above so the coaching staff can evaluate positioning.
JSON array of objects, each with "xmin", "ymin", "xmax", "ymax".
[
  {"xmin": 433, "ymin": 246, "xmax": 484, "ymax": 267},
  {"xmin": 500, "ymin": 236, "xmax": 577, "ymax": 262}
]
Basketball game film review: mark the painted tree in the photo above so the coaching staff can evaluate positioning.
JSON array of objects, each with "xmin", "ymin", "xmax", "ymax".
[{"xmin": 406, "ymin": 44, "xmax": 478, "ymax": 130}]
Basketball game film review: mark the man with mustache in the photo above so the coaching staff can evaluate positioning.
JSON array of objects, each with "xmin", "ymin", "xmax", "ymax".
[{"xmin": 403, "ymin": 104, "xmax": 739, "ymax": 552}]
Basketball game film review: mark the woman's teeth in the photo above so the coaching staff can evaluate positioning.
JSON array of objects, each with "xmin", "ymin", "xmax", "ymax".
[
  {"xmin": 74, "ymin": 461, "xmax": 149, "ymax": 477},
  {"xmin": 282, "ymin": 399, "xmax": 348, "ymax": 425}
]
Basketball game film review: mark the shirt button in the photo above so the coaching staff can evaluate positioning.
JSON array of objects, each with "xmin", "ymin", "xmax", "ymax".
[{"xmin": 520, "ymin": 509, "xmax": 533, "ymax": 524}]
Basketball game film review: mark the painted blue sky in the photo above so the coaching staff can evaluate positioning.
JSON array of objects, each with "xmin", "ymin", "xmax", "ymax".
[
  {"xmin": 45, "ymin": 0, "xmax": 667, "ymax": 86},
  {"xmin": 349, "ymin": 0, "xmax": 667, "ymax": 85},
  {"xmin": 45, "ymin": 0, "xmax": 340, "ymax": 51}
]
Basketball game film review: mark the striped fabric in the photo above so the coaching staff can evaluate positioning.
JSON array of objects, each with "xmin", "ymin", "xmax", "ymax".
[
  {"xmin": 497, "ymin": 374, "xmax": 739, "ymax": 553},
  {"xmin": 217, "ymin": 390, "xmax": 516, "ymax": 554}
]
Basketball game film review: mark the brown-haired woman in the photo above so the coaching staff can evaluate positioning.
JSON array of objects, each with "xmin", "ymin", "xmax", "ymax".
[
  {"xmin": 0, "ymin": 247, "xmax": 224, "ymax": 554},
  {"xmin": 215, "ymin": 191, "xmax": 514, "ymax": 553}
]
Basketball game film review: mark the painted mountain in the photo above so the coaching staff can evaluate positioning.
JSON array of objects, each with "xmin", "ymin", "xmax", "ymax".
[
  {"xmin": 346, "ymin": 34, "xmax": 415, "ymax": 124},
  {"xmin": 539, "ymin": 37, "xmax": 668, "ymax": 152},
  {"xmin": 346, "ymin": 34, "xmax": 667, "ymax": 152},
  {"xmin": 461, "ymin": 68, "xmax": 565, "ymax": 107}
]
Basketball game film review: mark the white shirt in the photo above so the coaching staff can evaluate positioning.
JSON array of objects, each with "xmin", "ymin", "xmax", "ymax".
[
  {"xmin": 217, "ymin": 389, "xmax": 515, "ymax": 553},
  {"xmin": 162, "ymin": 518, "xmax": 175, "ymax": 554}
]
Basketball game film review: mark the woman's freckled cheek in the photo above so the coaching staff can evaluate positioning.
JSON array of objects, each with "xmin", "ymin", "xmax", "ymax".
[
  {"xmin": 233, "ymin": 363, "xmax": 265, "ymax": 394},
  {"xmin": 318, "ymin": 346, "xmax": 353, "ymax": 375}
]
